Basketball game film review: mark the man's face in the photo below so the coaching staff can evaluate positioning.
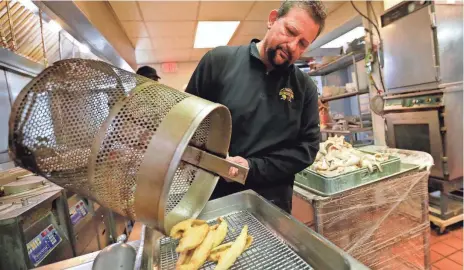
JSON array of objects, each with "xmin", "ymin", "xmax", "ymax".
[{"xmin": 265, "ymin": 7, "xmax": 320, "ymax": 69}]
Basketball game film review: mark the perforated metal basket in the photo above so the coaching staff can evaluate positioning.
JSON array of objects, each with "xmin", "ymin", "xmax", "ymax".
[{"xmin": 8, "ymin": 59, "xmax": 247, "ymax": 234}]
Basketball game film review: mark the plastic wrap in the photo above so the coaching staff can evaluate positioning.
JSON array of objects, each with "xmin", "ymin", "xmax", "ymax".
[
  {"xmin": 359, "ymin": 145, "xmax": 435, "ymax": 171},
  {"xmin": 295, "ymin": 169, "xmax": 431, "ymax": 270}
]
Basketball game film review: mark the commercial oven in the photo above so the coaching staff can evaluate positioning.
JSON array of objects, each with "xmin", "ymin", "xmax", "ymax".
[
  {"xmin": 384, "ymin": 84, "xmax": 462, "ymax": 181},
  {"xmin": 384, "ymin": 84, "xmax": 463, "ymax": 220},
  {"xmin": 381, "ymin": 1, "xmax": 463, "ymax": 182},
  {"xmin": 381, "ymin": 1, "xmax": 463, "ymax": 94}
]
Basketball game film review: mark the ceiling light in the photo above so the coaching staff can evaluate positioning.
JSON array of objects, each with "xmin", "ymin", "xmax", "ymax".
[
  {"xmin": 194, "ymin": 21, "xmax": 240, "ymax": 49},
  {"xmin": 320, "ymin": 27, "xmax": 365, "ymax": 49},
  {"xmin": 46, "ymin": 20, "xmax": 62, "ymax": 33},
  {"xmin": 79, "ymin": 43, "xmax": 90, "ymax": 53},
  {"xmin": 16, "ymin": 0, "xmax": 39, "ymax": 13}
]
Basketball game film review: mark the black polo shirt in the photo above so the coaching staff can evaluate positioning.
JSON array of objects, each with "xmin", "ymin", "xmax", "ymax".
[{"xmin": 185, "ymin": 39, "xmax": 320, "ymax": 202}]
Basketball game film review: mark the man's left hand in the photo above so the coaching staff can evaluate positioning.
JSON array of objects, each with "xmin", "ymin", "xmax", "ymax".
[{"xmin": 225, "ymin": 156, "xmax": 249, "ymax": 182}]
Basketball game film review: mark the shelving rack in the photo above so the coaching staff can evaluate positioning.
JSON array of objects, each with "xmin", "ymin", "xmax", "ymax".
[
  {"xmin": 309, "ymin": 50, "xmax": 373, "ymax": 146},
  {"xmin": 308, "ymin": 51, "xmax": 366, "ymax": 77}
]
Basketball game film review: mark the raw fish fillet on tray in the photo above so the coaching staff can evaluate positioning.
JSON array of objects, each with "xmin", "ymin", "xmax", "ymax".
[
  {"xmin": 358, "ymin": 145, "xmax": 434, "ymax": 171},
  {"xmin": 311, "ymin": 135, "xmax": 390, "ymax": 177}
]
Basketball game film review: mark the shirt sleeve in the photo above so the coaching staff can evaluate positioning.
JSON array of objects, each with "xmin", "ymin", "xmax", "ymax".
[
  {"xmin": 245, "ymin": 84, "xmax": 320, "ymax": 185},
  {"xmin": 185, "ymin": 50, "xmax": 214, "ymax": 98}
]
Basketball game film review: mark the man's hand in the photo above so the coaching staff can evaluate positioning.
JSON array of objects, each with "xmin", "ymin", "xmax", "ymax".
[{"xmin": 224, "ymin": 156, "xmax": 249, "ymax": 182}]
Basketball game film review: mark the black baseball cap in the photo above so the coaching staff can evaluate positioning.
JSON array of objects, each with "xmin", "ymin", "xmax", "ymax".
[{"xmin": 136, "ymin": 66, "xmax": 161, "ymax": 81}]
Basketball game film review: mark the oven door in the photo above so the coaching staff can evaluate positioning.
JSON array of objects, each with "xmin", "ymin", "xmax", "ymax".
[
  {"xmin": 381, "ymin": 2, "xmax": 439, "ymax": 93},
  {"xmin": 385, "ymin": 110, "xmax": 444, "ymax": 179}
]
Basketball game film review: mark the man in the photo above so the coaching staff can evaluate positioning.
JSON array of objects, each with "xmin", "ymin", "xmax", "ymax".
[
  {"xmin": 185, "ymin": 1, "xmax": 325, "ymax": 213},
  {"xmin": 136, "ymin": 66, "xmax": 161, "ymax": 82}
]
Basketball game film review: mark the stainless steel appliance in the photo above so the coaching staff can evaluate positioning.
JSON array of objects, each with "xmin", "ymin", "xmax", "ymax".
[
  {"xmin": 381, "ymin": 1, "xmax": 463, "ymax": 179},
  {"xmin": 381, "ymin": 1, "xmax": 463, "ymax": 94},
  {"xmin": 8, "ymin": 59, "xmax": 248, "ymax": 235},
  {"xmin": 33, "ymin": 191, "xmax": 370, "ymax": 270},
  {"xmin": 66, "ymin": 193, "xmax": 131, "ymax": 256},
  {"xmin": 384, "ymin": 83, "xmax": 463, "ymax": 181},
  {"xmin": 384, "ymin": 84, "xmax": 463, "ymax": 220},
  {"xmin": 0, "ymin": 174, "xmax": 75, "ymax": 270},
  {"xmin": 0, "ymin": 67, "xmax": 33, "ymax": 164},
  {"xmin": 381, "ymin": 2, "xmax": 463, "ymax": 222}
]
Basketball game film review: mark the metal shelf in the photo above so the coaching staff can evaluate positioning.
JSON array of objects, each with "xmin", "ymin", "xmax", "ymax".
[
  {"xmin": 320, "ymin": 89, "xmax": 369, "ymax": 102},
  {"xmin": 308, "ymin": 51, "xmax": 365, "ymax": 77},
  {"xmin": 320, "ymin": 127, "xmax": 373, "ymax": 135}
]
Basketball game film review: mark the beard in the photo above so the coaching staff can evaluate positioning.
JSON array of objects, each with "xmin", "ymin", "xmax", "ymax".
[{"xmin": 266, "ymin": 45, "xmax": 292, "ymax": 70}]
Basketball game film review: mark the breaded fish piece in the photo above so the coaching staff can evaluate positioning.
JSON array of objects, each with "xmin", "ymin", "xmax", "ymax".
[
  {"xmin": 176, "ymin": 223, "xmax": 209, "ymax": 253},
  {"xmin": 214, "ymin": 225, "xmax": 248, "ymax": 270},
  {"xmin": 170, "ymin": 219, "xmax": 206, "ymax": 239},
  {"xmin": 208, "ymin": 235, "xmax": 253, "ymax": 262},
  {"xmin": 176, "ymin": 250, "xmax": 193, "ymax": 269},
  {"xmin": 212, "ymin": 218, "xmax": 228, "ymax": 248},
  {"xmin": 177, "ymin": 225, "xmax": 217, "ymax": 270}
]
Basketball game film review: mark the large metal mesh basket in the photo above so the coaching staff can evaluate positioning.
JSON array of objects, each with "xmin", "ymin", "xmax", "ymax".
[{"xmin": 8, "ymin": 59, "xmax": 244, "ymax": 233}]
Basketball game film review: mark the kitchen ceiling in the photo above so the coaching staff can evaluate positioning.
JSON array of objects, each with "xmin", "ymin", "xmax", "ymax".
[{"xmin": 108, "ymin": 1, "xmax": 343, "ymax": 64}]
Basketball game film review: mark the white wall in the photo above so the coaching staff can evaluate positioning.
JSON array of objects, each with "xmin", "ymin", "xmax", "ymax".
[{"xmin": 138, "ymin": 61, "xmax": 199, "ymax": 91}]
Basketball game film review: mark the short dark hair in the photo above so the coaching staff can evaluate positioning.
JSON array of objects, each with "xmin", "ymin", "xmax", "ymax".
[
  {"xmin": 277, "ymin": 0, "xmax": 327, "ymax": 38},
  {"xmin": 136, "ymin": 66, "xmax": 160, "ymax": 81}
]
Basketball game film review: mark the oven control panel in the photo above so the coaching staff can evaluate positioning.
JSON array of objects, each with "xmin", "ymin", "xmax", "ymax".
[
  {"xmin": 384, "ymin": 94, "xmax": 443, "ymax": 111},
  {"xmin": 69, "ymin": 199, "xmax": 89, "ymax": 225},
  {"xmin": 27, "ymin": 224, "xmax": 62, "ymax": 267},
  {"xmin": 381, "ymin": 0, "xmax": 431, "ymax": 27}
]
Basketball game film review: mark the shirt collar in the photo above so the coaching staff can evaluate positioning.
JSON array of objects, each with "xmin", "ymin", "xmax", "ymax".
[
  {"xmin": 250, "ymin": 38, "xmax": 262, "ymax": 60},
  {"xmin": 249, "ymin": 39, "xmax": 295, "ymax": 73}
]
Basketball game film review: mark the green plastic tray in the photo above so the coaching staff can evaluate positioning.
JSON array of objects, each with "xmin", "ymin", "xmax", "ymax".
[{"xmin": 295, "ymin": 155, "xmax": 405, "ymax": 196}]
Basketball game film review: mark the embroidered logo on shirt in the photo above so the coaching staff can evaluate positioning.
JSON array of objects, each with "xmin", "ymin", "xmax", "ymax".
[{"xmin": 279, "ymin": 88, "xmax": 294, "ymax": 102}]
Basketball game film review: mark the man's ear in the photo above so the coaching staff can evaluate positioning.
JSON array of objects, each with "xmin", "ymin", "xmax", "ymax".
[{"xmin": 268, "ymin": 9, "xmax": 278, "ymax": 29}]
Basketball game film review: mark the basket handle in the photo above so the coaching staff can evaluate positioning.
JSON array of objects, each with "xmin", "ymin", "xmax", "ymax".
[{"xmin": 182, "ymin": 146, "xmax": 248, "ymax": 185}]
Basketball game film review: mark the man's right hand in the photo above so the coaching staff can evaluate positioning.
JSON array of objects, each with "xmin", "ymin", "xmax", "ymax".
[{"xmin": 224, "ymin": 156, "xmax": 249, "ymax": 182}]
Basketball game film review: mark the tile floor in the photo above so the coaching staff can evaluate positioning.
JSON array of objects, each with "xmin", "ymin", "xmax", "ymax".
[{"xmin": 430, "ymin": 226, "xmax": 463, "ymax": 270}]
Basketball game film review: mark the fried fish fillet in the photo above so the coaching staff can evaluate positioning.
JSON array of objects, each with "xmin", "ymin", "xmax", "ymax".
[
  {"xmin": 176, "ymin": 250, "xmax": 193, "ymax": 269},
  {"xmin": 177, "ymin": 225, "xmax": 217, "ymax": 270},
  {"xmin": 214, "ymin": 225, "xmax": 249, "ymax": 270},
  {"xmin": 208, "ymin": 235, "xmax": 253, "ymax": 262},
  {"xmin": 170, "ymin": 219, "xmax": 206, "ymax": 239},
  {"xmin": 176, "ymin": 223, "xmax": 210, "ymax": 253},
  {"xmin": 212, "ymin": 218, "xmax": 228, "ymax": 248}
]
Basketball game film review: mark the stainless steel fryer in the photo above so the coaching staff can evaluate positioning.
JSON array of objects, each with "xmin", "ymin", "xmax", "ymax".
[
  {"xmin": 35, "ymin": 190, "xmax": 369, "ymax": 270},
  {"xmin": 8, "ymin": 59, "xmax": 248, "ymax": 235}
]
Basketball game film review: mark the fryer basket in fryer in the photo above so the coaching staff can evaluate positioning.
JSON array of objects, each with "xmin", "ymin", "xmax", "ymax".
[{"xmin": 8, "ymin": 59, "xmax": 245, "ymax": 234}]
